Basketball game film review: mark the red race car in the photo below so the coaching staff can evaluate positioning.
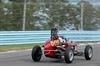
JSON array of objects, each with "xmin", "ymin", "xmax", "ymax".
[{"xmin": 31, "ymin": 28, "xmax": 93, "ymax": 63}]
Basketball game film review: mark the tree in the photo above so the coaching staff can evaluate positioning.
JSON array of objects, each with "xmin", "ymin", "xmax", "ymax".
[
  {"xmin": 95, "ymin": 7, "xmax": 100, "ymax": 30},
  {"xmin": 0, "ymin": 2, "xmax": 17, "ymax": 31},
  {"xmin": 0, "ymin": 0, "xmax": 99, "ymax": 31},
  {"xmin": 0, "ymin": 3, "xmax": 5, "ymax": 30},
  {"xmin": 34, "ymin": 0, "xmax": 78, "ymax": 30},
  {"xmin": 77, "ymin": 1, "xmax": 96, "ymax": 30},
  {"xmin": 0, "ymin": 0, "xmax": 23, "ymax": 31},
  {"xmin": 12, "ymin": 0, "xmax": 38, "ymax": 30},
  {"xmin": 25, "ymin": 1, "xmax": 38, "ymax": 30},
  {"xmin": 11, "ymin": 2, "xmax": 23, "ymax": 30}
]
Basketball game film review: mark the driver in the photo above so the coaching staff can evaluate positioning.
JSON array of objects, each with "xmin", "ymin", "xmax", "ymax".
[
  {"xmin": 51, "ymin": 27, "xmax": 58, "ymax": 40},
  {"xmin": 50, "ymin": 27, "xmax": 65, "ymax": 46}
]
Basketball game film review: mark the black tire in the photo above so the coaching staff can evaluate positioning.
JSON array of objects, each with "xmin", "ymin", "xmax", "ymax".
[
  {"xmin": 64, "ymin": 47, "xmax": 74, "ymax": 63},
  {"xmin": 84, "ymin": 45, "xmax": 93, "ymax": 60},
  {"xmin": 31, "ymin": 45, "xmax": 42, "ymax": 62}
]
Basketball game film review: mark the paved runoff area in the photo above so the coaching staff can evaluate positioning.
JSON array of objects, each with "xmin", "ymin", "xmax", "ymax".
[{"xmin": 0, "ymin": 43, "xmax": 100, "ymax": 66}]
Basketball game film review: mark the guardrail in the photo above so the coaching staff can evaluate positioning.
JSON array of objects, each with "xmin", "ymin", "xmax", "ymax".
[{"xmin": 0, "ymin": 31, "xmax": 100, "ymax": 45}]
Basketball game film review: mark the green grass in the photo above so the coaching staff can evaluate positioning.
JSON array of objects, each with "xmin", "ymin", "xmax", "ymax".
[{"xmin": 0, "ymin": 44, "xmax": 43, "ymax": 52}]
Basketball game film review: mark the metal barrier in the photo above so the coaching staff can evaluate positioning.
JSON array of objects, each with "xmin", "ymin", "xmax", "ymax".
[{"xmin": 0, "ymin": 31, "xmax": 100, "ymax": 45}]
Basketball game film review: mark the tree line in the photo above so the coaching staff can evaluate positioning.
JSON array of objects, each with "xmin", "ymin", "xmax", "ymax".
[{"xmin": 0, "ymin": 0, "xmax": 100, "ymax": 31}]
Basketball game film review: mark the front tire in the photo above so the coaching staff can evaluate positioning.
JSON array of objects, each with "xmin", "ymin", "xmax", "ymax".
[
  {"xmin": 64, "ymin": 47, "xmax": 74, "ymax": 63},
  {"xmin": 31, "ymin": 45, "xmax": 42, "ymax": 62},
  {"xmin": 84, "ymin": 45, "xmax": 93, "ymax": 60}
]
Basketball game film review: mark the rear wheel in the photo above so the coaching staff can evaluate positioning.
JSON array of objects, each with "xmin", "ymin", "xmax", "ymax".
[
  {"xmin": 84, "ymin": 45, "xmax": 93, "ymax": 60},
  {"xmin": 64, "ymin": 47, "xmax": 74, "ymax": 63},
  {"xmin": 31, "ymin": 45, "xmax": 42, "ymax": 62}
]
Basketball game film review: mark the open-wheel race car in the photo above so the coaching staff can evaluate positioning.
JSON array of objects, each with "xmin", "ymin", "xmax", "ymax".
[{"xmin": 31, "ymin": 28, "xmax": 93, "ymax": 63}]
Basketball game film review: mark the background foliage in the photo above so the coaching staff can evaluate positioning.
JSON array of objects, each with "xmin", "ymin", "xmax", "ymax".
[{"xmin": 0, "ymin": 0, "xmax": 100, "ymax": 31}]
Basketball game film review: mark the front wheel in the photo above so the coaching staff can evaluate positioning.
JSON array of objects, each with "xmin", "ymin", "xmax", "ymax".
[
  {"xmin": 84, "ymin": 45, "xmax": 93, "ymax": 60},
  {"xmin": 31, "ymin": 45, "xmax": 42, "ymax": 62},
  {"xmin": 64, "ymin": 47, "xmax": 74, "ymax": 63}
]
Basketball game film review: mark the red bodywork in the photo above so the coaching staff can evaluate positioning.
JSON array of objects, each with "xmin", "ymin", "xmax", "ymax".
[{"xmin": 44, "ymin": 40, "xmax": 77, "ymax": 58}]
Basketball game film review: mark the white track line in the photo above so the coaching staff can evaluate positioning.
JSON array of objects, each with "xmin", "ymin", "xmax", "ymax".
[
  {"xmin": 0, "ymin": 49, "xmax": 32, "ymax": 54},
  {"xmin": 0, "ymin": 42, "xmax": 100, "ymax": 54},
  {"xmin": 78, "ymin": 42, "xmax": 100, "ymax": 46}
]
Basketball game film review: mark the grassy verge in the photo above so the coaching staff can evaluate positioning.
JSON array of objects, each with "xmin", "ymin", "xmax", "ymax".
[{"xmin": 0, "ymin": 44, "xmax": 43, "ymax": 52}]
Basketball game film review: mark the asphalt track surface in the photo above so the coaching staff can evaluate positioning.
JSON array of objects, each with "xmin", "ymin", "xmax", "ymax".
[{"xmin": 0, "ymin": 44, "xmax": 100, "ymax": 66}]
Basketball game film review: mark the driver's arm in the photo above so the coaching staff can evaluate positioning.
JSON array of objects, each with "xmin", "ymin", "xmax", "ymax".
[{"xmin": 58, "ymin": 37, "xmax": 66, "ymax": 45}]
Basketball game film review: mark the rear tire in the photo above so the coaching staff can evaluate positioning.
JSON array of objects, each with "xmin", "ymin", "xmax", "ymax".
[
  {"xmin": 84, "ymin": 45, "xmax": 93, "ymax": 60},
  {"xmin": 31, "ymin": 45, "xmax": 42, "ymax": 62},
  {"xmin": 64, "ymin": 47, "xmax": 74, "ymax": 63}
]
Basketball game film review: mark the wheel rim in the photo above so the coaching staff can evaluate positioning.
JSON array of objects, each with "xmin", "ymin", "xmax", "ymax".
[
  {"xmin": 88, "ymin": 48, "xmax": 92, "ymax": 58},
  {"xmin": 69, "ymin": 50, "xmax": 74, "ymax": 61},
  {"xmin": 37, "ymin": 50, "xmax": 42, "ymax": 59}
]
